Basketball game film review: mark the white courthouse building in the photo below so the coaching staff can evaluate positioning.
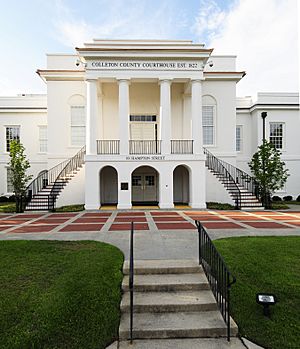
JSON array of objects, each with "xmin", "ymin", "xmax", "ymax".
[{"xmin": 0, "ymin": 39, "xmax": 299, "ymax": 210}]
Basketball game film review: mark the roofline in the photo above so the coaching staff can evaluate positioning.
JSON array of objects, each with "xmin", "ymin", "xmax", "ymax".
[{"xmin": 76, "ymin": 47, "xmax": 214, "ymax": 53}]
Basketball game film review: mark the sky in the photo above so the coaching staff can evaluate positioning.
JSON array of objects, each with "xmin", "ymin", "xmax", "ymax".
[{"xmin": 0, "ymin": 0, "xmax": 298, "ymax": 98}]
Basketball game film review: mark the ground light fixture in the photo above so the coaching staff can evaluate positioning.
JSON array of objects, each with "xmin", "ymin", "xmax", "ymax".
[{"xmin": 256, "ymin": 293, "xmax": 277, "ymax": 317}]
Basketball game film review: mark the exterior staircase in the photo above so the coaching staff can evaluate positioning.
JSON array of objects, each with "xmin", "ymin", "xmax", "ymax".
[
  {"xmin": 25, "ymin": 146, "xmax": 85, "ymax": 211},
  {"xmin": 118, "ymin": 260, "xmax": 238, "ymax": 348},
  {"xmin": 204, "ymin": 148, "xmax": 263, "ymax": 209}
]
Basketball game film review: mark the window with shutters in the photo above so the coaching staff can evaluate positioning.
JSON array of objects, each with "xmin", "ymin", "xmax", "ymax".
[{"xmin": 202, "ymin": 106, "xmax": 215, "ymax": 146}]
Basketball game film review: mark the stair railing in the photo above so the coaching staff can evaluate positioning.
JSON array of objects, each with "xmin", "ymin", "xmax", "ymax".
[
  {"xmin": 195, "ymin": 220, "xmax": 236, "ymax": 342},
  {"xmin": 49, "ymin": 146, "xmax": 86, "ymax": 210},
  {"xmin": 25, "ymin": 146, "xmax": 85, "ymax": 210},
  {"xmin": 204, "ymin": 148, "xmax": 241, "ymax": 209}
]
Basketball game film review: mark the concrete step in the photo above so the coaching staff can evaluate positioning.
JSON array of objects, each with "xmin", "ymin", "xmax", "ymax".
[
  {"xmin": 117, "ymin": 338, "xmax": 246, "ymax": 349},
  {"xmin": 119, "ymin": 311, "xmax": 238, "ymax": 340},
  {"xmin": 121, "ymin": 290, "xmax": 217, "ymax": 313},
  {"xmin": 123, "ymin": 260, "xmax": 202, "ymax": 275},
  {"xmin": 122, "ymin": 273, "xmax": 209, "ymax": 292}
]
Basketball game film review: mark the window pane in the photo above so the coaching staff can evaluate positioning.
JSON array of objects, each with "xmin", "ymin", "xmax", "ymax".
[
  {"xmin": 6, "ymin": 126, "xmax": 20, "ymax": 152},
  {"xmin": 71, "ymin": 106, "xmax": 85, "ymax": 125},
  {"xmin": 203, "ymin": 126, "xmax": 214, "ymax": 145},
  {"xmin": 236, "ymin": 126, "xmax": 242, "ymax": 151},
  {"xmin": 71, "ymin": 127, "xmax": 85, "ymax": 146},
  {"xmin": 202, "ymin": 106, "xmax": 214, "ymax": 126},
  {"xmin": 269, "ymin": 123, "xmax": 283, "ymax": 149}
]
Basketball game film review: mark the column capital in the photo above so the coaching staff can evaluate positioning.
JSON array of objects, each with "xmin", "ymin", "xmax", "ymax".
[
  {"xmin": 117, "ymin": 78, "xmax": 131, "ymax": 85},
  {"xmin": 158, "ymin": 78, "xmax": 172, "ymax": 85},
  {"xmin": 190, "ymin": 78, "xmax": 204, "ymax": 84},
  {"xmin": 86, "ymin": 78, "xmax": 98, "ymax": 83}
]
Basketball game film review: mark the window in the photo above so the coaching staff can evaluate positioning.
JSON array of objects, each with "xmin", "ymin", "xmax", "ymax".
[
  {"xmin": 269, "ymin": 122, "xmax": 284, "ymax": 149},
  {"xmin": 236, "ymin": 126, "xmax": 243, "ymax": 151},
  {"xmin": 202, "ymin": 106, "xmax": 214, "ymax": 145},
  {"xmin": 6, "ymin": 126, "xmax": 20, "ymax": 152},
  {"xmin": 130, "ymin": 115, "xmax": 157, "ymax": 122},
  {"xmin": 71, "ymin": 106, "xmax": 85, "ymax": 146},
  {"xmin": 39, "ymin": 126, "xmax": 47, "ymax": 152},
  {"xmin": 7, "ymin": 168, "xmax": 13, "ymax": 193}
]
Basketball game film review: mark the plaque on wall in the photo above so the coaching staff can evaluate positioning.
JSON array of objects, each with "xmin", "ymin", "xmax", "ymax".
[{"xmin": 121, "ymin": 182, "xmax": 128, "ymax": 190}]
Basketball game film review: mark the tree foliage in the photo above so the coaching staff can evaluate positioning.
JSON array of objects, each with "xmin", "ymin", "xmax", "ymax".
[
  {"xmin": 8, "ymin": 140, "xmax": 33, "ymax": 212},
  {"xmin": 249, "ymin": 141, "xmax": 289, "ymax": 208}
]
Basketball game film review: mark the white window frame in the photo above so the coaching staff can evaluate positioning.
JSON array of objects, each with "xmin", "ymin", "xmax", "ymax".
[
  {"xmin": 5, "ymin": 125, "xmax": 20, "ymax": 152},
  {"xmin": 38, "ymin": 125, "xmax": 48, "ymax": 153},
  {"xmin": 236, "ymin": 125, "xmax": 243, "ymax": 152},
  {"xmin": 269, "ymin": 122, "xmax": 285, "ymax": 150},
  {"xmin": 202, "ymin": 105, "xmax": 216, "ymax": 147},
  {"xmin": 70, "ymin": 106, "xmax": 86, "ymax": 147}
]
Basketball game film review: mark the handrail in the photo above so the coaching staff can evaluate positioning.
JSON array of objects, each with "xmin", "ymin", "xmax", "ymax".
[
  {"xmin": 49, "ymin": 146, "xmax": 86, "ymax": 210},
  {"xmin": 203, "ymin": 147, "xmax": 261, "ymax": 206},
  {"xmin": 204, "ymin": 148, "xmax": 241, "ymax": 209},
  {"xmin": 129, "ymin": 221, "xmax": 134, "ymax": 343},
  {"xmin": 195, "ymin": 220, "xmax": 236, "ymax": 341}
]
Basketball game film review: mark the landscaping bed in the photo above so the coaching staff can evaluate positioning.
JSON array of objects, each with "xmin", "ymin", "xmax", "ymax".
[
  {"xmin": 214, "ymin": 236, "xmax": 300, "ymax": 349},
  {"xmin": 0, "ymin": 240, "xmax": 124, "ymax": 349}
]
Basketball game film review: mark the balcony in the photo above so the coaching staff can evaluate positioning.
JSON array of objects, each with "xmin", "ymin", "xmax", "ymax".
[
  {"xmin": 129, "ymin": 140, "xmax": 161, "ymax": 154},
  {"xmin": 171, "ymin": 140, "xmax": 193, "ymax": 154},
  {"xmin": 96, "ymin": 140, "xmax": 120, "ymax": 154}
]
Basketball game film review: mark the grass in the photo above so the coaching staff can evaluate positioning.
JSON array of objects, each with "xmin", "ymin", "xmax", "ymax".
[
  {"xmin": 214, "ymin": 236, "xmax": 300, "ymax": 349},
  {"xmin": 271, "ymin": 202, "xmax": 290, "ymax": 209},
  {"xmin": 0, "ymin": 201, "xmax": 16, "ymax": 213},
  {"xmin": 0, "ymin": 240, "xmax": 124, "ymax": 349},
  {"xmin": 206, "ymin": 202, "xmax": 235, "ymax": 210},
  {"xmin": 55, "ymin": 204, "xmax": 85, "ymax": 212}
]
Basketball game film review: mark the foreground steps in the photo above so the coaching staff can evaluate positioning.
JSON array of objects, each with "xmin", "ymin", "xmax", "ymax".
[{"xmin": 119, "ymin": 259, "xmax": 238, "ymax": 342}]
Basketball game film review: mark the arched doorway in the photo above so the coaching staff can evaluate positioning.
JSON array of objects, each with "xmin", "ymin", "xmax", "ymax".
[
  {"xmin": 100, "ymin": 166, "xmax": 118, "ymax": 205},
  {"xmin": 131, "ymin": 166, "xmax": 159, "ymax": 205},
  {"xmin": 173, "ymin": 165, "xmax": 190, "ymax": 205}
]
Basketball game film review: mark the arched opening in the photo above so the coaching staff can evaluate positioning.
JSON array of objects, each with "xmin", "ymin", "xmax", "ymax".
[
  {"xmin": 131, "ymin": 166, "xmax": 159, "ymax": 205},
  {"xmin": 173, "ymin": 165, "xmax": 190, "ymax": 205},
  {"xmin": 100, "ymin": 166, "xmax": 118, "ymax": 205}
]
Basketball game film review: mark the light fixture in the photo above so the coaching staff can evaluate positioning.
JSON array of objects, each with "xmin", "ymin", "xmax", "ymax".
[{"xmin": 256, "ymin": 293, "xmax": 277, "ymax": 317}]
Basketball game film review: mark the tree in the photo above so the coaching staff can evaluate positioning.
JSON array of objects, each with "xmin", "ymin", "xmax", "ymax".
[
  {"xmin": 249, "ymin": 141, "xmax": 289, "ymax": 209},
  {"xmin": 8, "ymin": 140, "xmax": 33, "ymax": 213}
]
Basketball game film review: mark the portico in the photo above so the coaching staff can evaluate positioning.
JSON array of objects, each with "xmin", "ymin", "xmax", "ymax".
[{"xmin": 79, "ymin": 40, "xmax": 211, "ymax": 210}]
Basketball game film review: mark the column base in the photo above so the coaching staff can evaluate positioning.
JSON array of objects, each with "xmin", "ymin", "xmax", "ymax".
[
  {"xmin": 117, "ymin": 204, "xmax": 132, "ymax": 210},
  {"xmin": 159, "ymin": 203, "xmax": 175, "ymax": 209},
  {"xmin": 85, "ymin": 204, "xmax": 100, "ymax": 210},
  {"xmin": 189, "ymin": 202, "xmax": 207, "ymax": 209}
]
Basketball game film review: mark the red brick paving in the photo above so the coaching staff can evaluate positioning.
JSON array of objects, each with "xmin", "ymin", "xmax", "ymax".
[
  {"xmin": 190, "ymin": 215, "xmax": 227, "ymax": 221},
  {"xmin": 31, "ymin": 218, "xmax": 70, "ymax": 224},
  {"xmin": 10, "ymin": 225, "xmax": 58, "ymax": 233},
  {"xmin": 81, "ymin": 212, "xmax": 111, "ymax": 217},
  {"xmin": 12, "ymin": 214, "xmax": 44, "ymax": 219},
  {"xmin": 155, "ymin": 222, "xmax": 195, "ymax": 230},
  {"xmin": 59, "ymin": 224, "xmax": 103, "ymax": 232},
  {"xmin": 184, "ymin": 211, "xmax": 211, "ymax": 215},
  {"xmin": 117, "ymin": 212, "xmax": 145, "ymax": 216},
  {"xmin": 151, "ymin": 212, "xmax": 179, "ymax": 216},
  {"xmin": 285, "ymin": 221, "xmax": 300, "ymax": 227},
  {"xmin": 153, "ymin": 216, "xmax": 187, "ymax": 221},
  {"xmin": 72, "ymin": 217, "xmax": 108, "ymax": 223},
  {"xmin": 0, "ymin": 226, "xmax": 12, "ymax": 231},
  {"xmin": 47, "ymin": 213, "xmax": 78, "ymax": 218},
  {"xmin": 231, "ymin": 216, "xmax": 269, "ymax": 221},
  {"xmin": 109, "ymin": 223, "xmax": 149, "ymax": 231},
  {"xmin": 242, "ymin": 222, "xmax": 292, "ymax": 229},
  {"xmin": 0, "ymin": 215, "xmax": 13, "ymax": 219},
  {"xmin": 201, "ymin": 222, "xmax": 244, "ymax": 229},
  {"xmin": 0, "ymin": 219, "xmax": 29, "ymax": 225},
  {"xmin": 262, "ymin": 215, "xmax": 300, "ymax": 221},
  {"xmin": 114, "ymin": 217, "xmax": 147, "ymax": 222}
]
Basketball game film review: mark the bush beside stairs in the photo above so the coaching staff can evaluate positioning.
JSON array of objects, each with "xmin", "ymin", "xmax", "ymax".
[{"xmin": 116, "ymin": 259, "xmax": 239, "ymax": 349}]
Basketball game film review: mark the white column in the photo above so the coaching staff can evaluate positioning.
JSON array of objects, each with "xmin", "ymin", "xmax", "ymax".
[
  {"xmin": 159, "ymin": 163, "xmax": 174, "ymax": 209},
  {"xmin": 85, "ymin": 162, "xmax": 100, "ymax": 210},
  {"xmin": 191, "ymin": 79, "xmax": 203, "ymax": 154},
  {"xmin": 159, "ymin": 79, "xmax": 172, "ymax": 154},
  {"xmin": 189, "ymin": 161, "xmax": 206, "ymax": 209},
  {"xmin": 86, "ymin": 79, "xmax": 98, "ymax": 155},
  {"xmin": 117, "ymin": 165, "xmax": 132, "ymax": 210},
  {"xmin": 118, "ymin": 79, "xmax": 130, "ymax": 155}
]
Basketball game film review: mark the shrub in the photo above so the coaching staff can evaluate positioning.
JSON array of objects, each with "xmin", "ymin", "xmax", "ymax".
[
  {"xmin": 8, "ymin": 195, "xmax": 16, "ymax": 202},
  {"xmin": 283, "ymin": 195, "xmax": 293, "ymax": 201},
  {"xmin": 0, "ymin": 196, "xmax": 9, "ymax": 202},
  {"xmin": 297, "ymin": 195, "xmax": 300, "ymax": 202},
  {"xmin": 272, "ymin": 196, "xmax": 282, "ymax": 202}
]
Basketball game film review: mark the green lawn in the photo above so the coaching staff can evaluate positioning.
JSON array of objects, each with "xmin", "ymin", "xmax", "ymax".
[
  {"xmin": 0, "ymin": 201, "xmax": 16, "ymax": 213},
  {"xmin": 214, "ymin": 236, "xmax": 300, "ymax": 349},
  {"xmin": 0, "ymin": 240, "xmax": 124, "ymax": 349}
]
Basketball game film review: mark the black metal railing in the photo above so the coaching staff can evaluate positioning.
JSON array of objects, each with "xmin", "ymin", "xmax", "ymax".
[
  {"xmin": 25, "ymin": 146, "xmax": 85, "ymax": 211},
  {"xmin": 204, "ymin": 148, "xmax": 242, "ymax": 209},
  {"xmin": 129, "ymin": 140, "xmax": 161, "ymax": 154},
  {"xmin": 129, "ymin": 221, "xmax": 134, "ymax": 343},
  {"xmin": 171, "ymin": 140, "xmax": 193, "ymax": 154},
  {"xmin": 96, "ymin": 140, "xmax": 120, "ymax": 154},
  {"xmin": 195, "ymin": 220, "xmax": 236, "ymax": 342}
]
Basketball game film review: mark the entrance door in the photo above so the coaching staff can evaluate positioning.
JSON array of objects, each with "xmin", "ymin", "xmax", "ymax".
[
  {"xmin": 132, "ymin": 173, "xmax": 157, "ymax": 204},
  {"xmin": 130, "ymin": 123, "xmax": 156, "ymax": 140}
]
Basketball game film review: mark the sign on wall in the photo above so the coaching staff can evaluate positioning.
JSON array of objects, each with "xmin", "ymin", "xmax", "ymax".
[{"xmin": 87, "ymin": 60, "xmax": 202, "ymax": 71}]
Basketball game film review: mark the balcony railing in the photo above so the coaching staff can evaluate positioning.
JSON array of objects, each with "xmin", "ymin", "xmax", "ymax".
[
  {"xmin": 129, "ymin": 140, "xmax": 161, "ymax": 154},
  {"xmin": 97, "ymin": 140, "xmax": 120, "ymax": 154},
  {"xmin": 171, "ymin": 140, "xmax": 193, "ymax": 154}
]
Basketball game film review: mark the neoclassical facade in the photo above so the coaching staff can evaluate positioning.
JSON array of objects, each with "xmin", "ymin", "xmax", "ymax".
[{"xmin": 0, "ymin": 40, "xmax": 299, "ymax": 210}]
